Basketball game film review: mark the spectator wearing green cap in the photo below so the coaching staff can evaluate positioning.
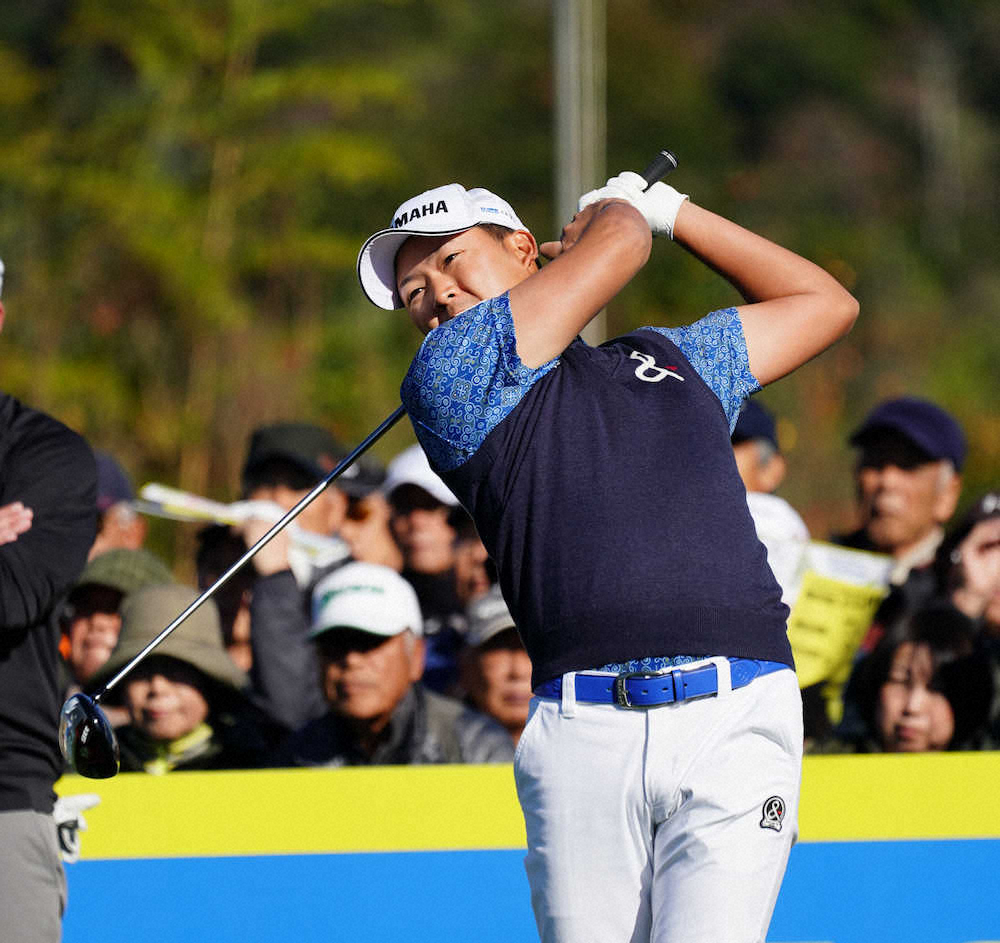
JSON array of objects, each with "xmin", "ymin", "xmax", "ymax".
[
  {"xmin": 89, "ymin": 583, "xmax": 282, "ymax": 773},
  {"xmin": 60, "ymin": 548, "xmax": 173, "ymax": 699}
]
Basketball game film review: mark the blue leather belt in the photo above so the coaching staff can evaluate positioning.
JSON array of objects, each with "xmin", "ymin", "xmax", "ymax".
[{"xmin": 533, "ymin": 658, "xmax": 789, "ymax": 710}]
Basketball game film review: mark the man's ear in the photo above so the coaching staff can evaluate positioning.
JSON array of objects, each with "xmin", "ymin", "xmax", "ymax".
[
  {"xmin": 507, "ymin": 230, "xmax": 540, "ymax": 271},
  {"xmin": 0, "ymin": 301, "xmax": 6, "ymax": 332},
  {"xmin": 410, "ymin": 636, "xmax": 426, "ymax": 682},
  {"xmin": 758, "ymin": 454, "xmax": 788, "ymax": 494},
  {"xmin": 934, "ymin": 469, "xmax": 962, "ymax": 524}
]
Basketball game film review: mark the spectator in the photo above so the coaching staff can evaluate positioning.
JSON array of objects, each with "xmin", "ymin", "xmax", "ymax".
[
  {"xmin": 277, "ymin": 562, "xmax": 513, "ymax": 767},
  {"xmin": 459, "ymin": 586, "xmax": 532, "ymax": 745},
  {"xmin": 235, "ymin": 421, "xmax": 355, "ymax": 732},
  {"xmin": 933, "ymin": 491, "xmax": 1000, "ymax": 633},
  {"xmin": 384, "ymin": 443, "xmax": 469, "ymax": 693},
  {"xmin": 832, "ymin": 398, "xmax": 967, "ymax": 674},
  {"xmin": 239, "ymin": 421, "xmax": 353, "ymax": 581},
  {"xmin": 0, "ymin": 291, "xmax": 97, "ymax": 943},
  {"xmin": 60, "ymin": 547, "xmax": 173, "ymax": 728},
  {"xmin": 731, "ymin": 399, "xmax": 809, "ymax": 604},
  {"xmin": 926, "ymin": 491, "xmax": 1000, "ymax": 745},
  {"xmin": 195, "ymin": 524, "xmax": 255, "ymax": 672},
  {"xmin": 453, "ymin": 512, "xmax": 497, "ymax": 607},
  {"xmin": 337, "ymin": 455, "xmax": 404, "ymax": 571},
  {"xmin": 89, "ymin": 449, "xmax": 147, "ymax": 560},
  {"xmin": 836, "ymin": 396, "xmax": 965, "ymax": 586},
  {"xmin": 90, "ymin": 583, "xmax": 281, "ymax": 773},
  {"xmin": 832, "ymin": 605, "xmax": 993, "ymax": 752}
]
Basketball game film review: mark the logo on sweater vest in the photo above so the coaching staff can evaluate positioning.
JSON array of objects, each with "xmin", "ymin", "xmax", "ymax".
[{"xmin": 629, "ymin": 350, "xmax": 684, "ymax": 383}]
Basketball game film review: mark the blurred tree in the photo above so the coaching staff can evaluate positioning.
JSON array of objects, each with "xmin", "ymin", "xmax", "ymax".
[{"xmin": 0, "ymin": 0, "xmax": 996, "ymax": 568}]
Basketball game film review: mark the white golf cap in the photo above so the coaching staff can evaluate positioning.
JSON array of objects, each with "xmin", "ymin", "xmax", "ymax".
[
  {"xmin": 310, "ymin": 562, "xmax": 423, "ymax": 639},
  {"xmin": 356, "ymin": 183, "xmax": 528, "ymax": 310},
  {"xmin": 383, "ymin": 444, "xmax": 459, "ymax": 507},
  {"xmin": 465, "ymin": 585, "xmax": 518, "ymax": 648}
]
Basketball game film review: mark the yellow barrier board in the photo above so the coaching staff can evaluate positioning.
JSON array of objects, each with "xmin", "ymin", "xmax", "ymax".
[{"xmin": 57, "ymin": 752, "xmax": 1000, "ymax": 861}]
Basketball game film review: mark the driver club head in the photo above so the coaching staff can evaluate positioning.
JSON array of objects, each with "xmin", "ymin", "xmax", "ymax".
[{"xmin": 59, "ymin": 692, "xmax": 120, "ymax": 779}]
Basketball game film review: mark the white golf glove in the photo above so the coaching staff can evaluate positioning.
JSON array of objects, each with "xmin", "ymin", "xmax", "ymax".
[
  {"xmin": 578, "ymin": 171, "xmax": 688, "ymax": 239},
  {"xmin": 53, "ymin": 793, "xmax": 101, "ymax": 864}
]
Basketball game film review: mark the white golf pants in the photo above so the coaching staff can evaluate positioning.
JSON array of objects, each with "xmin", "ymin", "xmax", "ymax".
[{"xmin": 513, "ymin": 665, "xmax": 803, "ymax": 943}]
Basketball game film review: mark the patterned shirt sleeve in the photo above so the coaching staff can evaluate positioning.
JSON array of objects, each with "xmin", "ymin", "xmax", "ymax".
[
  {"xmin": 400, "ymin": 292, "xmax": 559, "ymax": 472},
  {"xmin": 642, "ymin": 307, "xmax": 760, "ymax": 430}
]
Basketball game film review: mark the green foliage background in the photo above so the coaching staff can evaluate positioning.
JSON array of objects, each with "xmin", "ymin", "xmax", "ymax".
[{"xmin": 0, "ymin": 0, "xmax": 997, "ymax": 568}]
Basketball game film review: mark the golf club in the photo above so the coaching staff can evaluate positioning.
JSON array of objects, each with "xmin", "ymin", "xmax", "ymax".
[
  {"xmin": 59, "ymin": 147, "xmax": 678, "ymax": 779},
  {"xmin": 60, "ymin": 405, "xmax": 406, "ymax": 778}
]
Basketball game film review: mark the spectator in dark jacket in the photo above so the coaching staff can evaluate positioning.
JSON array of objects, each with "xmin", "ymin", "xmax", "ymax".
[
  {"xmin": 0, "ymin": 291, "xmax": 97, "ymax": 942},
  {"xmin": 234, "ymin": 422, "xmax": 355, "ymax": 732},
  {"xmin": 277, "ymin": 562, "xmax": 513, "ymax": 766}
]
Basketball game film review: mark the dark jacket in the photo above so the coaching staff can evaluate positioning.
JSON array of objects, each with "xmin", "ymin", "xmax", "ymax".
[
  {"xmin": 276, "ymin": 683, "xmax": 515, "ymax": 767},
  {"xmin": 248, "ymin": 567, "xmax": 336, "ymax": 731},
  {"xmin": 115, "ymin": 697, "xmax": 281, "ymax": 773},
  {"xmin": 0, "ymin": 394, "xmax": 96, "ymax": 812}
]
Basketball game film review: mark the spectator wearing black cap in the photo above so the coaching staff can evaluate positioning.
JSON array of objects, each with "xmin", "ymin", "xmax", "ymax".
[
  {"xmin": 831, "ymin": 396, "xmax": 965, "ymax": 651},
  {"xmin": 824, "ymin": 401, "xmax": 969, "ymax": 747},
  {"xmin": 88, "ymin": 449, "xmax": 147, "ymax": 561},
  {"xmin": 234, "ymin": 422, "xmax": 360, "ymax": 732},
  {"xmin": 836, "ymin": 396, "xmax": 965, "ymax": 585},
  {"xmin": 731, "ymin": 400, "xmax": 809, "ymax": 604}
]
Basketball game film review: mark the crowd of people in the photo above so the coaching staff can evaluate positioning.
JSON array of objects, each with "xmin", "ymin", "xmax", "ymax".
[
  {"xmin": 1, "ymin": 192, "xmax": 997, "ymax": 942},
  {"xmin": 731, "ymin": 396, "xmax": 999, "ymax": 753},
  {"xmin": 43, "ymin": 394, "xmax": 1000, "ymax": 776}
]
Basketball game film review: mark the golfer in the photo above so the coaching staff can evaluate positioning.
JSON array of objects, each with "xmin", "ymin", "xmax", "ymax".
[{"xmin": 357, "ymin": 170, "xmax": 858, "ymax": 942}]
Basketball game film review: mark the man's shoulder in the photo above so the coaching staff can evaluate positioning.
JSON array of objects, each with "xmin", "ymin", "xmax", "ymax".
[
  {"xmin": 1, "ymin": 393, "xmax": 91, "ymax": 462},
  {"xmin": 419, "ymin": 686, "xmax": 515, "ymax": 762}
]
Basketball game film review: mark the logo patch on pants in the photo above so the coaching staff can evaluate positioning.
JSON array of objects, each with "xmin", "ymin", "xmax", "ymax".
[{"xmin": 760, "ymin": 796, "xmax": 785, "ymax": 832}]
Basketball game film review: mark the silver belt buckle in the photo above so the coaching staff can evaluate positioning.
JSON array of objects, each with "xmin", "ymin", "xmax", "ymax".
[{"xmin": 612, "ymin": 668, "xmax": 673, "ymax": 709}]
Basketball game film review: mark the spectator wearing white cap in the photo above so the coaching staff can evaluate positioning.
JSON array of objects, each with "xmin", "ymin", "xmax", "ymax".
[
  {"xmin": 384, "ymin": 444, "xmax": 470, "ymax": 694},
  {"xmin": 459, "ymin": 586, "xmax": 532, "ymax": 745},
  {"xmin": 275, "ymin": 562, "xmax": 513, "ymax": 766}
]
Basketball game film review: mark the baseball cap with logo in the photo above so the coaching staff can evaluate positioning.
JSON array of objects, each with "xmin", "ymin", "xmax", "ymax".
[
  {"xmin": 357, "ymin": 183, "xmax": 529, "ymax": 310},
  {"xmin": 309, "ymin": 562, "xmax": 423, "ymax": 640},
  {"xmin": 849, "ymin": 397, "xmax": 967, "ymax": 471}
]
